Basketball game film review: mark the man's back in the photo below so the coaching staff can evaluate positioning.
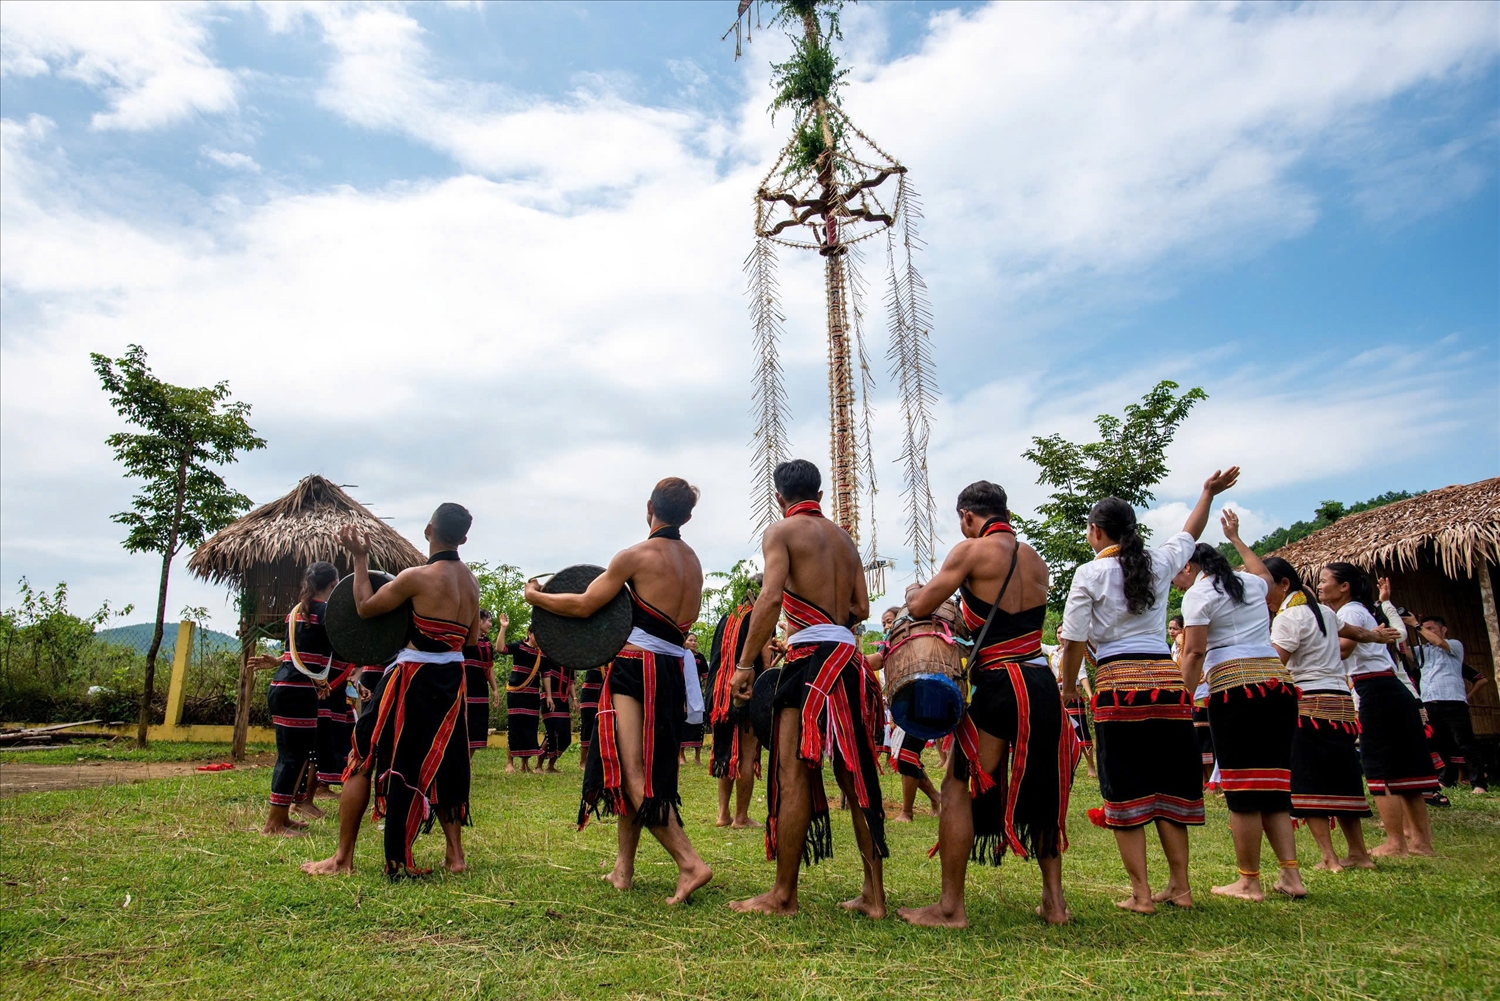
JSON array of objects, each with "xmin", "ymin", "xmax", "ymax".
[
  {"xmin": 776, "ymin": 514, "xmax": 864, "ymax": 625},
  {"xmin": 404, "ymin": 561, "xmax": 480, "ymax": 635},
  {"xmin": 961, "ymin": 533, "xmax": 1049, "ymax": 613},
  {"xmin": 622, "ymin": 536, "xmax": 703, "ymax": 626}
]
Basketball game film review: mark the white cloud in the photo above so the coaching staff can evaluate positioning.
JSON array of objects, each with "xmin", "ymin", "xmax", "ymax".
[
  {"xmin": 200, "ymin": 147, "xmax": 260, "ymax": 172},
  {"xmin": 0, "ymin": 1, "xmax": 236, "ymax": 130}
]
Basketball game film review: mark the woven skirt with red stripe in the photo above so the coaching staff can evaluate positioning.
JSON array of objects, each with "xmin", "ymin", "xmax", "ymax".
[
  {"xmin": 465, "ymin": 664, "xmax": 490, "ymax": 751},
  {"xmin": 268, "ymin": 667, "xmax": 318, "ymax": 806},
  {"xmin": 543, "ymin": 704, "xmax": 572, "ymax": 760},
  {"xmin": 895, "ymin": 732, "xmax": 928, "ymax": 778},
  {"xmin": 579, "ymin": 650, "xmax": 686, "ymax": 830},
  {"xmin": 1354, "ymin": 673, "xmax": 1440, "ymax": 795},
  {"xmin": 1063, "ymin": 695, "xmax": 1093, "ymax": 751},
  {"xmin": 764, "ymin": 642, "xmax": 888, "ymax": 866},
  {"xmin": 346, "ymin": 660, "xmax": 470, "ymax": 878},
  {"xmin": 506, "ymin": 668, "xmax": 542, "ymax": 758},
  {"xmin": 1090, "ymin": 654, "xmax": 1204, "ymax": 829},
  {"xmin": 1205, "ymin": 681, "xmax": 1295, "ymax": 813},
  {"xmin": 578, "ymin": 669, "xmax": 603, "ymax": 750},
  {"xmin": 316, "ymin": 682, "xmax": 356, "ymax": 784},
  {"xmin": 954, "ymin": 662, "xmax": 1079, "ymax": 864},
  {"xmin": 1193, "ymin": 702, "xmax": 1215, "ymax": 765},
  {"xmin": 1290, "ymin": 690, "xmax": 1371, "ymax": 818}
]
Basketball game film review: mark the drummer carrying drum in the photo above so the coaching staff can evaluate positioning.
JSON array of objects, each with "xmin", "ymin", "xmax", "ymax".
[{"xmin": 897, "ymin": 480, "xmax": 1080, "ymax": 928}]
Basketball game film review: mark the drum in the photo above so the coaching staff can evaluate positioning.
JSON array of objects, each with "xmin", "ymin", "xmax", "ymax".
[
  {"xmin": 884, "ymin": 600, "xmax": 966, "ymax": 740},
  {"xmin": 324, "ymin": 571, "xmax": 409, "ymax": 666},
  {"xmin": 528, "ymin": 564, "xmax": 633, "ymax": 671}
]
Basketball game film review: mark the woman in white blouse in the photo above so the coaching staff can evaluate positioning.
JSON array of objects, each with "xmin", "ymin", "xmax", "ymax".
[
  {"xmin": 1176, "ymin": 515, "xmax": 1303, "ymax": 902},
  {"xmin": 1320, "ymin": 563, "xmax": 1438, "ymax": 857},
  {"xmin": 1058, "ymin": 466, "xmax": 1238, "ymax": 915}
]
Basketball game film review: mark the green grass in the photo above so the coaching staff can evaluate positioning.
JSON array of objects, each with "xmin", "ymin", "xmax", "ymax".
[
  {"xmin": 0, "ymin": 741, "xmax": 272, "ymax": 766},
  {"xmin": 2, "ymin": 745, "xmax": 1498, "ymax": 1000}
]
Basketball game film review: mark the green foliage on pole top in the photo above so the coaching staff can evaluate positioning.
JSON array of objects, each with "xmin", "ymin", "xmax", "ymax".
[
  {"xmin": 1014, "ymin": 380, "xmax": 1208, "ymax": 613},
  {"xmin": 764, "ymin": 0, "xmax": 849, "ymax": 175}
]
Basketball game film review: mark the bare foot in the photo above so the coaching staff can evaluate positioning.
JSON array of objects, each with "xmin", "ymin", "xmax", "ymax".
[
  {"xmin": 259, "ymin": 822, "xmax": 306, "ymax": 838},
  {"xmin": 1369, "ymin": 842, "xmax": 1408, "ymax": 859},
  {"xmin": 1272, "ymin": 875, "xmax": 1306, "ymax": 899},
  {"xmin": 443, "ymin": 852, "xmax": 467, "ymax": 874},
  {"xmin": 840, "ymin": 893, "xmax": 887, "ymax": 920},
  {"xmin": 1407, "ymin": 843, "xmax": 1434, "ymax": 857},
  {"xmin": 892, "ymin": 811, "xmax": 914, "ymax": 824},
  {"xmin": 1339, "ymin": 854, "xmax": 1376, "ymax": 869},
  {"xmin": 716, "ymin": 813, "xmax": 733, "ymax": 828},
  {"xmin": 290, "ymin": 802, "xmax": 325, "ymax": 822},
  {"xmin": 1086, "ymin": 769, "xmax": 1098, "ymax": 779},
  {"xmin": 301, "ymin": 855, "xmax": 351, "ymax": 875},
  {"xmin": 284, "ymin": 815, "xmax": 309, "ymax": 830},
  {"xmin": 1151, "ymin": 885, "xmax": 1193, "ymax": 908},
  {"xmin": 731, "ymin": 817, "xmax": 762, "ymax": 829},
  {"xmin": 667, "ymin": 861, "xmax": 713, "ymax": 905},
  {"xmin": 313, "ymin": 785, "xmax": 338, "ymax": 801},
  {"xmin": 1314, "ymin": 858, "xmax": 1344, "ymax": 873},
  {"xmin": 603, "ymin": 865, "xmax": 633, "ymax": 891},
  {"xmin": 1116, "ymin": 894, "xmax": 1156, "ymax": 915},
  {"xmin": 898, "ymin": 902, "xmax": 966, "ymax": 928},
  {"xmin": 1211, "ymin": 877, "xmax": 1264, "ymax": 902},
  {"xmin": 1036, "ymin": 903, "xmax": 1072, "ymax": 925},
  {"xmin": 729, "ymin": 889, "xmax": 798, "ymax": 916},
  {"xmin": 504, "ymin": 763, "xmax": 515, "ymax": 774}
]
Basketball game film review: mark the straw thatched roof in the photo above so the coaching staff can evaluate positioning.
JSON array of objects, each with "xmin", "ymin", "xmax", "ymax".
[
  {"xmin": 189, "ymin": 475, "xmax": 424, "ymax": 629},
  {"xmin": 1271, "ymin": 477, "xmax": 1500, "ymax": 580}
]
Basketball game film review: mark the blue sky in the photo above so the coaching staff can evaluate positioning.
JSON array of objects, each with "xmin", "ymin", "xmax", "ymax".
[{"xmin": 1, "ymin": 1, "xmax": 1496, "ymax": 632}]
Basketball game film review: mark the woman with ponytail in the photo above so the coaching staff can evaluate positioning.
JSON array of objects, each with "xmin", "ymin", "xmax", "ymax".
[
  {"xmin": 1056, "ymin": 466, "xmax": 1239, "ymax": 914},
  {"xmin": 263, "ymin": 560, "xmax": 341, "ymax": 837},
  {"xmin": 1176, "ymin": 517, "xmax": 1303, "ymax": 901},
  {"xmin": 1222, "ymin": 522, "xmax": 1374, "ymax": 872},
  {"xmin": 1320, "ymin": 562, "xmax": 1438, "ymax": 857}
]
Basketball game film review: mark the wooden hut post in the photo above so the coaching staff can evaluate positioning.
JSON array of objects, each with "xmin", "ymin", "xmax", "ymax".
[
  {"xmin": 232, "ymin": 594, "xmax": 254, "ymax": 761},
  {"xmin": 1480, "ymin": 562, "xmax": 1500, "ymax": 684}
]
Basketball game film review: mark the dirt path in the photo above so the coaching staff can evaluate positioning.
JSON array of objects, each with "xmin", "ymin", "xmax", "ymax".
[{"xmin": 0, "ymin": 754, "xmax": 274, "ymax": 797}]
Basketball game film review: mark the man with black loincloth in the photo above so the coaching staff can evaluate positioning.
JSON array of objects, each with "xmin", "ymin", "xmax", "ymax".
[
  {"xmin": 462, "ymin": 610, "xmax": 497, "ymax": 758},
  {"xmin": 525, "ymin": 477, "xmax": 713, "ymax": 905},
  {"xmin": 729, "ymin": 459, "xmax": 887, "ymax": 919},
  {"xmin": 708, "ymin": 574, "xmax": 770, "ymax": 828},
  {"xmin": 898, "ymin": 480, "xmax": 1077, "ymax": 927},
  {"xmin": 302, "ymin": 503, "xmax": 481, "ymax": 879}
]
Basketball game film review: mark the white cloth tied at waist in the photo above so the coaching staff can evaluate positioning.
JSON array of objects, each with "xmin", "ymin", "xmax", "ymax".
[
  {"xmin": 786, "ymin": 623, "xmax": 857, "ymax": 647},
  {"xmin": 393, "ymin": 648, "xmax": 466, "ymax": 665},
  {"xmin": 626, "ymin": 627, "xmax": 705, "ymax": 725},
  {"xmin": 1204, "ymin": 642, "xmax": 1280, "ymax": 672}
]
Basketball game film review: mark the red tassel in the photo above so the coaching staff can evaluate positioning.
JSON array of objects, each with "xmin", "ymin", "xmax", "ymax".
[
  {"xmin": 1125, "ymin": 690, "xmax": 1136, "ymax": 704},
  {"xmin": 1311, "ymin": 717, "xmax": 1319, "ymax": 730},
  {"xmin": 927, "ymin": 841, "xmax": 940, "ymax": 859},
  {"xmin": 1087, "ymin": 807, "xmax": 1108, "ymax": 828},
  {"xmin": 1151, "ymin": 688, "xmax": 1160, "ymax": 702}
]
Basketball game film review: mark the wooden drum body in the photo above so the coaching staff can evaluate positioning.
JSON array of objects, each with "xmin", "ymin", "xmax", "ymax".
[{"xmin": 884, "ymin": 601, "xmax": 966, "ymax": 740}]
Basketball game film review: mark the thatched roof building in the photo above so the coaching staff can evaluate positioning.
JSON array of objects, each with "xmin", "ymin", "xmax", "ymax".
[
  {"xmin": 188, "ymin": 474, "xmax": 425, "ymax": 634},
  {"xmin": 1271, "ymin": 477, "xmax": 1500, "ymax": 736}
]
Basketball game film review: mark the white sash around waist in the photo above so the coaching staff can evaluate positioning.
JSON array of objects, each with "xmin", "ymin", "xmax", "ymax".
[
  {"xmin": 626, "ymin": 627, "xmax": 704, "ymax": 725},
  {"xmin": 393, "ymin": 649, "xmax": 465, "ymax": 665},
  {"xmin": 787, "ymin": 624, "xmax": 857, "ymax": 647},
  {"xmin": 1205, "ymin": 642, "xmax": 1279, "ymax": 672}
]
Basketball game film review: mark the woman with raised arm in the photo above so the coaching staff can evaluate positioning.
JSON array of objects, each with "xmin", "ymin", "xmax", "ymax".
[
  {"xmin": 1321, "ymin": 563, "xmax": 1438, "ymax": 857},
  {"xmin": 1056, "ymin": 467, "xmax": 1238, "ymax": 914},
  {"xmin": 1222, "ymin": 515, "xmax": 1373, "ymax": 872},
  {"xmin": 1175, "ymin": 514, "xmax": 1303, "ymax": 902}
]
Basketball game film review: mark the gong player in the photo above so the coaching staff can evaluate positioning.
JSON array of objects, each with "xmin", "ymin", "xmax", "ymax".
[
  {"xmin": 524, "ymin": 477, "xmax": 713, "ymax": 906},
  {"xmin": 729, "ymin": 459, "xmax": 888, "ymax": 919},
  {"xmin": 897, "ymin": 480, "xmax": 1078, "ymax": 928},
  {"xmin": 302, "ymin": 503, "xmax": 481, "ymax": 879}
]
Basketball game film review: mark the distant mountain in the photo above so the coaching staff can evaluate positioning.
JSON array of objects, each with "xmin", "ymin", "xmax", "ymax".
[{"xmin": 95, "ymin": 622, "xmax": 240, "ymax": 657}]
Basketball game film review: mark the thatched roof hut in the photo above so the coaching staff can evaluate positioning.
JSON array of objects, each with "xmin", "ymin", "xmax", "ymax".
[
  {"xmin": 1270, "ymin": 477, "xmax": 1500, "ymax": 736},
  {"xmin": 189, "ymin": 474, "xmax": 425, "ymax": 634}
]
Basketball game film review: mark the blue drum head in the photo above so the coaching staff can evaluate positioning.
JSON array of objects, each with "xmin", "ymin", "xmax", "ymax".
[{"xmin": 889, "ymin": 673, "xmax": 965, "ymax": 741}]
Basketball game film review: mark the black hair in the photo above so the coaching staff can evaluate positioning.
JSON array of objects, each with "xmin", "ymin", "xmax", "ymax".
[
  {"xmin": 1190, "ymin": 542, "xmax": 1246, "ymax": 604},
  {"xmin": 479, "ymin": 608, "xmax": 494, "ymax": 622},
  {"xmin": 956, "ymin": 481, "xmax": 1009, "ymax": 520},
  {"xmin": 774, "ymin": 459, "xmax": 822, "ymax": 503},
  {"xmin": 300, "ymin": 561, "xmax": 339, "ymax": 604},
  {"xmin": 1088, "ymin": 497, "xmax": 1155, "ymax": 615},
  {"xmin": 1325, "ymin": 562, "xmax": 1381, "ymax": 620},
  {"xmin": 1169, "ymin": 614, "xmax": 1184, "ymax": 628},
  {"xmin": 1420, "ymin": 614, "xmax": 1446, "ymax": 628},
  {"xmin": 1263, "ymin": 556, "xmax": 1326, "ymax": 636},
  {"xmin": 431, "ymin": 502, "xmax": 472, "ymax": 546},
  {"xmin": 884, "ymin": 606, "xmax": 901, "ymax": 618},
  {"xmin": 651, "ymin": 477, "xmax": 700, "ymax": 526}
]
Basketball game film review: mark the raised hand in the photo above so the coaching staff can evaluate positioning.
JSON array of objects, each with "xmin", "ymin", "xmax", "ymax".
[
  {"xmin": 1204, "ymin": 467, "xmax": 1241, "ymax": 496},
  {"xmin": 338, "ymin": 524, "xmax": 369, "ymax": 557},
  {"xmin": 1220, "ymin": 507, "xmax": 1242, "ymax": 542},
  {"xmin": 1377, "ymin": 577, "xmax": 1393, "ymax": 603}
]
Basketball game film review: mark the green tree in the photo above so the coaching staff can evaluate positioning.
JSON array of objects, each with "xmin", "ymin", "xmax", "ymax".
[
  {"xmin": 469, "ymin": 561, "xmax": 531, "ymax": 644},
  {"xmin": 692, "ymin": 558, "xmax": 764, "ymax": 651},
  {"xmin": 0, "ymin": 578, "xmax": 130, "ymax": 696},
  {"xmin": 1014, "ymin": 380, "xmax": 1207, "ymax": 612},
  {"xmin": 91, "ymin": 345, "xmax": 265, "ymax": 746}
]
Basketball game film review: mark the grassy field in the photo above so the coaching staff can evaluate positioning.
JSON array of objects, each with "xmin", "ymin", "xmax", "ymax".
[{"xmin": 2, "ymin": 741, "xmax": 1497, "ymax": 1000}]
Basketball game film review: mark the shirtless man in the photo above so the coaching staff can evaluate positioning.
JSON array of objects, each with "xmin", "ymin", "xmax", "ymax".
[
  {"xmin": 708, "ymin": 574, "xmax": 770, "ymax": 829},
  {"xmin": 898, "ymin": 480, "xmax": 1075, "ymax": 927},
  {"xmin": 729, "ymin": 459, "xmax": 886, "ymax": 918},
  {"xmin": 302, "ymin": 503, "xmax": 481, "ymax": 878},
  {"xmin": 525, "ymin": 477, "xmax": 713, "ymax": 906}
]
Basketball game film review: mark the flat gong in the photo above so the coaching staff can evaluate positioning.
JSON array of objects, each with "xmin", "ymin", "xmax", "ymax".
[
  {"xmin": 529, "ymin": 564, "xmax": 632, "ymax": 671},
  {"xmin": 324, "ymin": 570, "xmax": 410, "ymax": 666}
]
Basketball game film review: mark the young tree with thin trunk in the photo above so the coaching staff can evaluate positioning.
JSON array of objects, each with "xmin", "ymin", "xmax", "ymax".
[{"xmin": 91, "ymin": 345, "xmax": 265, "ymax": 747}]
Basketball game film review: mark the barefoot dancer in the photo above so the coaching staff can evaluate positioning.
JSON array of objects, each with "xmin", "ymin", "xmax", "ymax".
[
  {"xmin": 463, "ymin": 610, "xmax": 497, "ymax": 757},
  {"xmin": 877, "ymin": 608, "xmax": 942, "ymax": 823},
  {"xmin": 263, "ymin": 562, "xmax": 340, "ymax": 836},
  {"xmin": 898, "ymin": 481, "xmax": 1079, "ymax": 928},
  {"xmin": 526, "ymin": 477, "xmax": 713, "ymax": 905},
  {"xmin": 729, "ymin": 459, "xmax": 887, "ymax": 919},
  {"xmin": 1057, "ymin": 469, "xmax": 1239, "ymax": 914},
  {"xmin": 708, "ymin": 576, "xmax": 768, "ymax": 828},
  {"xmin": 1050, "ymin": 644, "xmax": 1097, "ymax": 781},
  {"xmin": 1176, "ymin": 524, "xmax": 1305, "ymax": 903},
  {"xmin": 302, "ymin": 505, "xmax": 480, "ymax": 878},
  {"xmin": 1224, "ymin": 539, "xmax": 1374, "ymax": 872},
  {"xmin": 502, "ymin": 627, "xmax": 546, "ymax": 774},
  {"xmin": 541, "ymin": 645, "xmax": 572, "ymax": 772},
  {"xmin": 1322, "ymin": 563, "xmax": 1438, "ymax": 858},
  {"xmin": 679, "ymin": 634, "xmax": 707, "ymax": 766}
]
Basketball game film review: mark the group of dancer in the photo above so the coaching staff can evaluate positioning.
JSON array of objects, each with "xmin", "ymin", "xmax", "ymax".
[{"xmin": 257, "ymin": 458, "xmax": 1471, "ymax": 927}]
